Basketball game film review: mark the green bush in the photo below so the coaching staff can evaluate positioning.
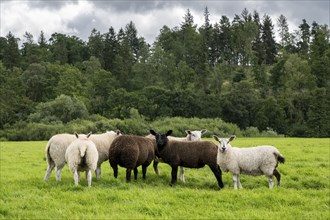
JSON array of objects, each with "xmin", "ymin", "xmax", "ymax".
[{"xmin": 243, "ymin": 126, "xmax": 260, "ymax": 137}]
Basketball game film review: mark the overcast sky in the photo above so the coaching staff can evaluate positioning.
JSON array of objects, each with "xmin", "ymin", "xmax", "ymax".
[{"xmin": 1, "ymin": 0, "xmax": 329, "ymax": 44}]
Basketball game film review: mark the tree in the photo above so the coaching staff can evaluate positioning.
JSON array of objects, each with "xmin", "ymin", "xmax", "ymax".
[
  {"xmin": 103, "ymin": 27, "xmax": 118, "ymax": 72},
  {"xmin": 125, "ymin": 21, "xmax": 140, "ymax": 62},
  {"xmin": 54, "ymin": 64, "xmax": 87, "ymax": 98},
  {"xmin": 180, "ymin": 9, "xmax": 200, "ymax": 68},
  {"xmin": 112, "ymin": 28, "xmax": 134, "ymax": 90},
  {"xmin": 307, "ymin": 88, "xmax": 330, "ymax": 137},
  {"xmin": 252, "ymin": 10, "xmax": 264, "ymax": 65},
  {"xmin": 21, "ymin": 32, "xmax": 47, "ymax": 66},
  {"xmin": 261, "ymin": 15, "xmax": 277, "ymax": 64},
  {"xmin": 221, "ymin": 81, "xmax": 258, "ymax": 129},
  {"xmin": 277, "ymin": 14, "xmax": 290, "ymax": 50},
  {"xmin": 231, "ymin": 9, "xmax": 258, "ymax": 66},
  {"xmin": 0, "ymin": 64, "xmax": 31, "ymax": 127},
  {"xmin": 3, "ymin": 32, "xmax": 21, "ymax": 69},
  {"xmin": 49, "ymin": 33, "xmax": 68, "ymax": 64},
  {"xmin": 38, "ymin": 30, "xmax": 47, "ymax": 48},
  {"xmin": 22, "ymin": 63, "xmax": 55, "ymax": 102},
  {"xmin": 297, "ymin": 19, "xmax": 310, "ymax": 58},
  {"xmin": 28, "ymin": 94, "xmax": 89, "ymax": 123},
  {"xmin": 309, "ymin": 23, "xmax": 330, "ymax": 87},
  {"xmin": 252, "ymin": 97, "xmax": 286, "ymax": 133},
  {"xmin": 199, "ymin": 7, "xmax": 213, "ymax": 64},
  {"xmin": 88, "ymin": 28, "xmax": 104, "ymax": 66}
]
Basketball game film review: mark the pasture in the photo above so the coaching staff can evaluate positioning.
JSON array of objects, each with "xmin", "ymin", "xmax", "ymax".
[{"xmin": 0, "ymin": 138, "xmax": 329, "ymax": 219}]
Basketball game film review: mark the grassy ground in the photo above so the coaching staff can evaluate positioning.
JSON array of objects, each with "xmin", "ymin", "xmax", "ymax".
[{"xmin": 0, "ymin": 138, "xmax": 329, "ymax": 219}]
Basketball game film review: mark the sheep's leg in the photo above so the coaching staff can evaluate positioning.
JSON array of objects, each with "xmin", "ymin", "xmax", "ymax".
[
  {"xmin": 134, "ymin": 168, "xmax": 138, "ymax": 180},
  {"xmin": 74, "ymin": 170, "xmax": 79, "ymax": 186},
  {"xmin": 126, "ymin": 168, "xmax": 132, "ymax": 182},
  {"xmin": 86, "ymin": 170, "xmax": 92, "ymax": 187},
  {"xmin": 237, "ymin": 175, "xmax": 243, "ymax": 189},
  {"xmin": 112, "ymin": 165, "xmax": 118, "ymax": 178},
  {"xmin": 233, "ymin": 174, "xmax": 239, "ymax": 190},
  {"xmin": 268, "ymin": 175, "xmax": 274, "ymax": 189},
  {"xmin": 210, "ymin": 165, "xmax": 224, "ymax": 189},
  {"xmin": 273, "ymin": 169, "xmax": 281, "ymax": 186},
  {"xmin": 142, "ymin": 165, "xmax": 147, "ymax": 180},
  {"xmin": 153, "ymin": 159, "xmax": 160, "ymax": 175},
  {"xmin": 179, "ymin": 167, "xmax": 185, "ymax": 182},
  {"xmin": 95, "ymin": 165, "xmax": 101, "ymax": 180},
  {"xmin": 170, "ymin": 166, "xmax": 178, "ymax": 186},
  {"xmin": 55, "ymin": 164, "xmax": 64, "ymax": 181},
  {"xmin": 44, "ymin": 161, "xmax": 55, "ymax": 181}
]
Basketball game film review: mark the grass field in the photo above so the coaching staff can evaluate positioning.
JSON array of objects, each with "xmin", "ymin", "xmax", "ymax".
[{"xmin": 0, "ymin": 138, "xmax": 329, "ymax": 219}]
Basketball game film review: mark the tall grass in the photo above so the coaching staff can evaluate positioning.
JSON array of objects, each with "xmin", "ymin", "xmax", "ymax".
[{"xmin": 0, "ymin": 138, "xmax": 329, "ymax": 219}]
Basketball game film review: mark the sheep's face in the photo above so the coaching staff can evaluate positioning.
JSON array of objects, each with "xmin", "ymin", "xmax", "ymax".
[
  {"xmin": 186, "ymin": 129, "xmax": 207, "ymax": 141},
  {"xmin": 213, "ymin": 135, "xmax": 235, "ymax": 153},
  {"xmin": 150, "ymin": 130, "xmax": 172, "ymax": 149}
]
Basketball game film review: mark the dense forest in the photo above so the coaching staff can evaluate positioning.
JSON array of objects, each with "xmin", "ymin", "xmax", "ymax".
[{"xmin": 0, "ymin": 8, "xmax": 329, "ymax": 139}]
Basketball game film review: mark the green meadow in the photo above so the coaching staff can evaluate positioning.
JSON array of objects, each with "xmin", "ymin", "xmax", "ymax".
[{"xmin": 0, "ymin": 138, "xmax": 329, "ymax": 219}]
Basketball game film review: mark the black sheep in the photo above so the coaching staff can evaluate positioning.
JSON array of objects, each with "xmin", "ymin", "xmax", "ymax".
[
  {"xmin": 150, "ymin": 130, "xmax": 224, "ymax": 189},
  {"xmin": 109, "ymin": 135, "xmax": 156, "ymax": 182}
]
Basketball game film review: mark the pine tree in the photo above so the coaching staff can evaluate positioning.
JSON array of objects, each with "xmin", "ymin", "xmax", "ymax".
[
  {"xmin": 277, "ymin": 14, "xmax": 290, "ymax": 49},
  {"xmin": 252, "ymin": 11, "xmax": 264, "ymax": 64},
  {"xmin": 309, "ymin": 23, "xmax": 330, "ymax": 87},
  {"xmin": 261, "ymin": 15, "xmax": 277, "ymax": 64},
  {"xmin": 125, "ymin": 21, "xmax": 140, "ymax": 62},
  {"xmin": 38, "ymin": 30, "xmax": 47, "ymax": 48},
  {"xmin": 3, "ymin": 32, "xmax": 21, "ymax": 69},
  {"xmin": 88, "ymin": 28, "xmax": 104, "ymax": 66},
  {"xmin": 103, "ymin": 27, "xmax": 118, "ymax": 72},
  {"xmin": 298, "ymin": 19, "xmax": 310, "ymax": 58}
]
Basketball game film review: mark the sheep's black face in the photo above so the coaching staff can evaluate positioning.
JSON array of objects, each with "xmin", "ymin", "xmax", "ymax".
[
  {"xmin": 150, "ymin": 130, "xmax": 172, "ymax": 151},
  {"xmin": 155, "ymin": 133, "xmax": 168, "ymax": 148}
]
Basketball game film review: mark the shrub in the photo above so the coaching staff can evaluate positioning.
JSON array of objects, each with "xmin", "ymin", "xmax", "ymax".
[{"xmin": 243, "ymin": 127, "xmax": 260, "ymax": 137}]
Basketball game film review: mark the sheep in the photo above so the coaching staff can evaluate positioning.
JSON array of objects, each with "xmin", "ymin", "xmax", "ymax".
[
  {"xmin": 150, "ymin": 129, "xmax": 208, "ymax": 182},
  {"xmin": 44, "ymin": 130, "xmax": 121, "ymax": 182},
  {"xmin": 109, "ymin": 135, "xmax": 156, "ymax": 182},
  {"xmin": 150, "ymin": 130, "xmax": 224, "ymax": 189},
  {"xmin": 65, "ymin": 132, "xmax": 98, "ymax": 187},
  {"xmin": 212, "ymin": 135, "xmax": 285, "ymax": 189}
]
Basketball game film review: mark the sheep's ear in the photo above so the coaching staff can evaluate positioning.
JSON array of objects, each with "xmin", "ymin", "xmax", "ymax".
[
  {"xmin": 87, "ymin": 132, "xmax": 92, "ymax": 138},
  {"xmin": 201, "ymin": 129, "xmax": 207, "ymax": 134},
  {"xmin": 116, "ymin": 130, "xmax": 121, "ymax": 135},
  {"xmin": 228, "ymin": 135, "xmax": 235, "ymax": 142},
  {"xmin": 74, "ymin": 132, "xmax": 79, "ymax": 138},
  {"xmin": 212, "ymin": 135, "xmax": 220, "ymax": 143},
  {"xmin": 166, "ymin": 130, "xmax": 172, "ymax": 136},
  {"xmin": 150, "ymin": 130, "xmax": 157, "ymax": 136},
  {"xmin": 185, "ymin": 130, "xmax": 191, "ymax": 135}
]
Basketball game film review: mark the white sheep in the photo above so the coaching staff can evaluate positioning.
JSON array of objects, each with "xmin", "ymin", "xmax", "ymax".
[
  {"xmin": 65, "ymin": 133, "xmax": 98, "ymax": 187},
  {"xmin": 148, "ymin": 129, "xmax": 207, "ymax": 182},
  {"xmin": 44, "ymin": 130, "xmax": 121, "ymax": 182},
  {"xmin": 213, "ymin": 135, "xmax": 285, "ymax": 189}
]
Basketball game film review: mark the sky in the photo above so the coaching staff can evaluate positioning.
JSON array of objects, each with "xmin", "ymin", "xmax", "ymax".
[{"xmin": 1, "ymin": 0, "xmax": 329, "ymax": 44}]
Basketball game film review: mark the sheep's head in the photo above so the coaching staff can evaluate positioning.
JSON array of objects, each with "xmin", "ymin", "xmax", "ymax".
[
  {"xmin": 106, "ymin": 130, "xmax": 122, "ymax": 136},
  {"xmin": 213, "ymin": 135, "xmax": 235, "ymax": 153},
  {"xmin": 150, "ymin": 130, "xmax": 172, "ymax": 149},
  {"xmin": 186, "ymin": 129, "xmax": 207, "ymax": 141}
]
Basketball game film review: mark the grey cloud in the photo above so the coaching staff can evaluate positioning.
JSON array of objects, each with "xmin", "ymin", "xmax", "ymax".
[
  {"xmin": 21, "ymin": 0, "xmax": 329, "ymax": 28},
  {"xmin": 26, "ymin": 0, "xmax": 79, "ymax": 10}
]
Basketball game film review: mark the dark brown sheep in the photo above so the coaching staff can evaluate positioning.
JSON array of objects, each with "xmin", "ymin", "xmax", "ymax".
[
  {"xmin": 150, "ymin": 130, "xmax": 224, "ymax": 189},
  {"xmin": 108, "ymin": 135, "xmax": 156, "ymax": 182}
]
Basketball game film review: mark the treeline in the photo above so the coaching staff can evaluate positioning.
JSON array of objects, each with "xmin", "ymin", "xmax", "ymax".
[{"xmin": 0, "ymin": 8, "xmax": 329, "ymax": 139}]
